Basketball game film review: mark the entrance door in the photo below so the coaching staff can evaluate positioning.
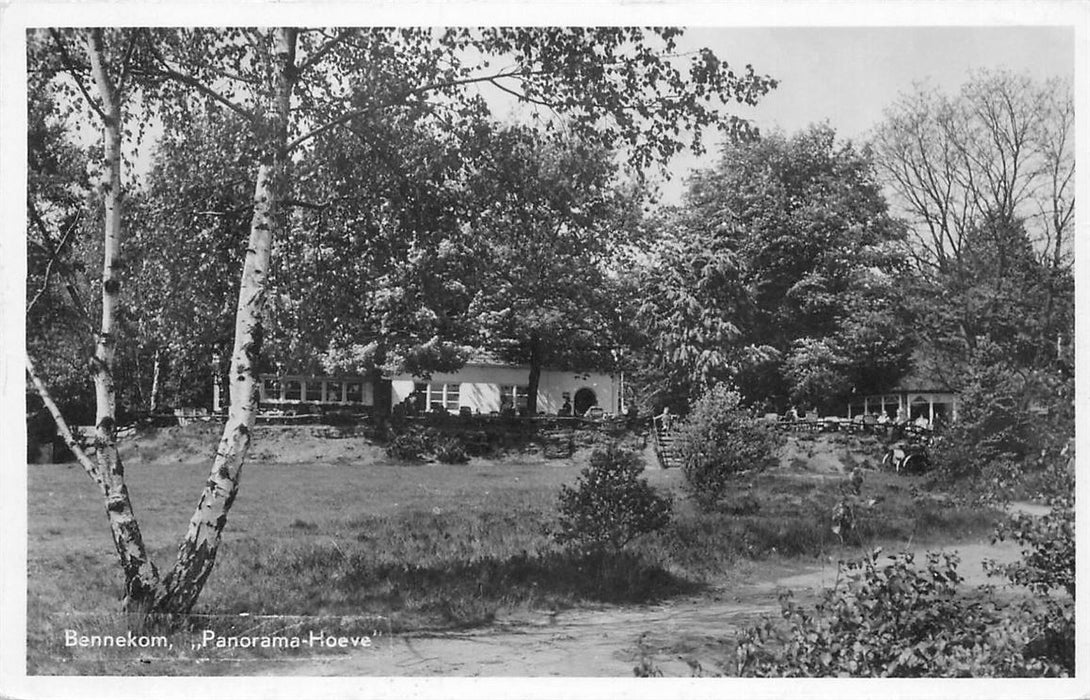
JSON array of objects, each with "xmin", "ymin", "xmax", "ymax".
[{"xmin": 574, "ymin": 388, "xmax": 597, "ymax": 416}]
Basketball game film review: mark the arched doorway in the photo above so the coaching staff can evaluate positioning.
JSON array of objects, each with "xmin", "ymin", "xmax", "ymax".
[{"xmin": 574, "ymin": 388, "xmax": 597, "ymax": 416}]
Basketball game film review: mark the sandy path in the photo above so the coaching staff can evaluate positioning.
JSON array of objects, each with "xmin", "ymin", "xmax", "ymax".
[{"xmin": 254, "ymin": 536, "xmax": 1028, "ymax": 677}]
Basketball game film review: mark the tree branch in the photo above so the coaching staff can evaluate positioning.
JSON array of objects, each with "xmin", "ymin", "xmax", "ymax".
[
  {"xmin": 26, "ymin": 213, "xmax": 81, "ymax": 315},
  {"xmin": 26, "ymin": 197, "xmax": 93, "ymax": 329},
  {"xmin": 140, "ymin": 37, "xmax": 256, "ymax": 122},
  {"xmin": 49, "ymin": 29, "xmax": 106, "ymax": 123},
  {"xmin": 26, "ymin": 353, "xmax": 101, "ymax": 483},
  {"xmin": 296, "ymin": 28, "xmax": 354, "ymax": 74},
  {"xmin": 286, "ymin": 67, "xmax": 540, "ymax": 152}
]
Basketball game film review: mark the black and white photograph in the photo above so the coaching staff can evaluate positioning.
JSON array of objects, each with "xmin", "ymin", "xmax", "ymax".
[{"xmin": 1, "ymin": 2, "xmax": 1086, "ymax": 697}]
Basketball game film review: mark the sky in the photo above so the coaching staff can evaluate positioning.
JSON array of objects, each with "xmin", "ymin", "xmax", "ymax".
[{"xmin": 648, "ymin": 26, "xmax": 1076, "ymax": 202}]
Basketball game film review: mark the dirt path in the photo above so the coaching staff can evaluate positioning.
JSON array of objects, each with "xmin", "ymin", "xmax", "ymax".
[{"xmin": 255, "ymin": 536, "xmax": 1027, "ymax": 677}]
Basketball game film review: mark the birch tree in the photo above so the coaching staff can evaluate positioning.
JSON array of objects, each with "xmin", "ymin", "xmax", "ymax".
[{"xmin": 26, "ymin": 28, "xmax": 165, "ymax": 611}]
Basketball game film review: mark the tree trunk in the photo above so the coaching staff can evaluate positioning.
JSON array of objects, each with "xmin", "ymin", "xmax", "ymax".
[
  {"xmin": 149, "ymin": 347, "xmax": 162, "ymax": 414},
  {"xmin": 86, "ymin": 28, "xmax": 163, "ymax": 612},
  {"xmin": 156, "ymin": 28, "xmax": 298, "ymax": 614},
  {"xmin": 526, "ymin": 335, "xmax": 543, "ymax": 416}
]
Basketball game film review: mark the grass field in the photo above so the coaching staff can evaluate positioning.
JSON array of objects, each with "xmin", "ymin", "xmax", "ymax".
[{"xmin": 26, "ymin": 428, "xmax": 1005, "ymax": 674}]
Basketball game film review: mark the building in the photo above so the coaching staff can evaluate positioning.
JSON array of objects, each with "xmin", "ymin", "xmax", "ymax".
[
  {"xmin": 847, "ymin": 368, "xmax": 958, "ymax": 427},
  {"xmin": 389, "ymin": 357, "xmax": 622, "ymax": 416},
  {"xmin": 247, "ymin": 357, "xmax": 623, "ymax": 417}
]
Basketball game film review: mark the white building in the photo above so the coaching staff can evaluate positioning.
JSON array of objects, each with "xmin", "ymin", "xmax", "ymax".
[
  {"xmin": 249, "ymin": 358, "xmax": 623, "ymax": 416},
  {"xmin": 847, "ymin": 369, "xmax": 958, "ymax": 427},
  {"xmin": 389, "ymin": 358, "xmax": 622, "ymax": 416}
]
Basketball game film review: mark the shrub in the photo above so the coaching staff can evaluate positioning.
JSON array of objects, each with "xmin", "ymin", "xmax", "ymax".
[
  {"xmin": 554, "ymin": 445, "xmax": 672, "ymax": 553},
  {"xmin": 676, "ymin": 385, "xmax": 781, "ymax": 510},
  {"xmin": 386, "ymin": 432, "xmax": 430, "ymax": 462},
  {"xmin": 931, "ymin": 340, "xmax": 1074, "ymax": 492},
  {"xmin": 736, "ymin": 549, "xmax": 1070, "ymax": 677},
  {"xmin": 434, "ymin": 437, "xmax": 469, "ymax": 464},
  {"xmin": 984, "ymin": 472, "xmax": 1075, "ymax": 673}
]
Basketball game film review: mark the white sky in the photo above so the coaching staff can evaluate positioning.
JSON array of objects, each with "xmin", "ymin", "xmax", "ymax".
[{"xmin": 651, "ymin": 26, "xmax": 1076, "ymax": 202}]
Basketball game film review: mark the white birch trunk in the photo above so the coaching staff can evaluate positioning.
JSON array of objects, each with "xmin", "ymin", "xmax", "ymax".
[
  {"xmin": 149, "ymin": 348, "xmax": 161, "ymax": 414},
  {"xmin": 85, "ymin": 28, "xmax": 162, "ymax": 611},
  {"xmin": 158, "ymin": 28, "xmax": 298, "ymax": 613}
]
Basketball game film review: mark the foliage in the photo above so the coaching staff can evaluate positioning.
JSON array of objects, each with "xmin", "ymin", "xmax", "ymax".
[
  {"xmin": 281, "ymin": 110, "xmax": 484, "ymax": 379},
  {"xmin": 122, "ymin": 109, "xmax": 253, "ymax": 409},
  {"xmin": 875, "ymin": 71, "xmax": 1075, "ymax": 406},
  {"xmin": 635, "ymin": 125, "xmax": 910, "ymax": 408},
  {"xmin": 385, "ymin": 432, "xmax": 430, "ymax": 463},
  {"xmin": 930, "ymin": 339, "xmax": 1074, "ymax": 490},
  {"xmin": 433, "ymin": 437, "xmax": 469, "ymax": 465},
  {"xmin": 988, "ymin": 479, "xmax": 1074, "ymax": 599},
  {"xmin": 986, "ymin": 490, "xmax": 1076, "ymax": 675},
  {"xmin": 464, "ymin": 125, "xmax": 646, "ymax": 412},
  {"xmin": 554, "ymin": 445, "xmax": 673, "ymax": 553},
  {"xmin": 737, "ymin": 549, "xmax": 1070, "ymax": 677},
  {"xmin": 675, "ymin": 385, "xmax": 781, "ymax": 510},
  {"xmin": 25, "ymin": 53, "xmax": 95, "ymax": 418}
]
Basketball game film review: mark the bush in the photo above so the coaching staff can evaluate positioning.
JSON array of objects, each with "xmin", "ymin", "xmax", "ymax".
[
  {"xmin": 737, "ymin": 549, "xmax": 1070, "ymax": 677},
  {"xmin": 386, "ymin": 432, "xmax": 430, "ymax": 462},
  {"xmin": 676, "ymin": 385, "xmax": 781, "ymax": 510},
  {"xmin": 984, "ymin": 473, "xmax": 1075, "ymax": 673},
  {"xmin": 434, "ymin": 437, "xmax": 469, "ymax": 464},
  {"xmin": 554, "ymin": 445, "xmax": 672, "ymax": 553},
  {"xmin": 931, "ymin": 340, "xmax": 1073, "ymax": 492}
]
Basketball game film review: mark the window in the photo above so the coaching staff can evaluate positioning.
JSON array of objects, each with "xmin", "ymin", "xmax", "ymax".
[
  {"xmin": 500, "ymin": 385, "xmax": 530, "ymax": 411},
  {"xmin": 423, "ymin": 383, "xmax": 460, "ymax": 412},
  {"xmin": 325, "ymin": 381, "xmax": 342, "ymax": 403},
  {"xmin": 284, "ymin": 380, "xmax": 302, "ymax": 401},
  {"xmin": 345, "ymin": 382, "xmax": 363, "ymax": 403},
  {"xmin": 305, "ymin": 381, "xmax": 323, "ymax": 402}
]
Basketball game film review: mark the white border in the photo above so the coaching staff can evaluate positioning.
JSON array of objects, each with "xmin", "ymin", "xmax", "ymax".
[{"xmin": 2, "ymin": 2, "xmax": 1087, "ymax": 699}]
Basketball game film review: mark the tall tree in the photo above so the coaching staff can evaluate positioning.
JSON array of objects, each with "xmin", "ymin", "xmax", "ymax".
[
  {"xmin": 29, "ymin": 26, "xmax": 776, "ymax": 615},
  {"xmin": 464, "ymin": 125, "xmax": 645, "ymax": 414},
  {"xmin": 26, "ymin": 27, "xmax": 168, "ymax": 611},
  {"xmin": 637, "ymin": 125, "xmax": 909, "ymax": 410},
  {"xmin": 123, "ymin": 110, "xmax": 255, "ymax": 412},
  {"xmin": 275, "ymin": 107, "xmax": 485, "ymax": 384},
  {"xmin": 874, "ymin": 70, "xmax": 1075, "ymax": 376},
  {"xmin": 873, "ymin": 69, "xmax": 1074, "ymax": 277}
]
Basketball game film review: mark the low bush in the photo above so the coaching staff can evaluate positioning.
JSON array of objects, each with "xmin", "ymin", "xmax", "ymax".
[
  {"xmin": 385, "ymin": 432, "xmax": 430, "ymax": 462},
  {"xmin": 554, "ymin": 444, "xmax": 673, "ymax": 554},
  {"xmin": 676, "ymin": 386, "xmax": 781, "ymax": 510},
  {"xmin": 736, "ymin": 549, "xmax": 1071, "ymax": 677},
  {"xmin": 434, "ymin": 437, "xmax": 469, "ymax": 464}
]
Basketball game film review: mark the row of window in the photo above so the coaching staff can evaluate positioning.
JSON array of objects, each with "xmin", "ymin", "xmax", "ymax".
[
  {"xmin": 260, "ymin": 377, "xmax": 535, "ymax": 411},
  {"xmin": 262, "ymin": 377, "xmax": 366, "ymax": 404},
  {"xmin": 412, "ymin": 382, "xmax": 530, "ymax": 412}
]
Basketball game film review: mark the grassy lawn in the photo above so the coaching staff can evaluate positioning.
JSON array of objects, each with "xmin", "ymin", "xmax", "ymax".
[{"xmin": 26, "ymin": 431, "xmax": 1005, "ymax": 675}]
